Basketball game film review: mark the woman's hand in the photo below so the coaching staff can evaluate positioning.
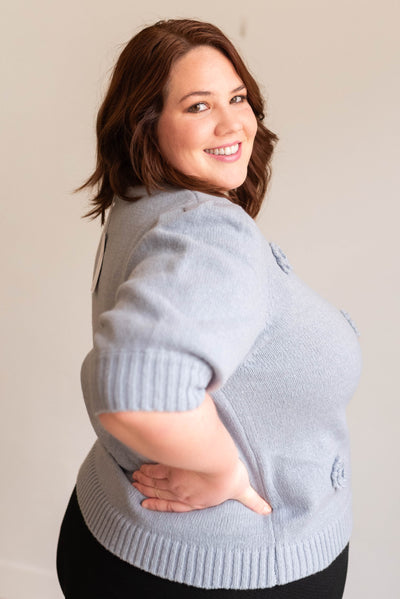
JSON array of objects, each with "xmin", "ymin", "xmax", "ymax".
[{"xmin": 132, "ymin": 460, "xmax": 272, "ymax": 515}]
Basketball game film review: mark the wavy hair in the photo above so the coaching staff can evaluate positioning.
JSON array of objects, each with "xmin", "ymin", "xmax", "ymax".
[{"xmin": 79, "ymin": 19, "xmax": 278, "ymax": 223}]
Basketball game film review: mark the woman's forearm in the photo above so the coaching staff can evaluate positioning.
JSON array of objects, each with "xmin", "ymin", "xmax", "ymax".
[{"xmin": 98, "ymin": 392, "xmax": 239, "ymax": 475}]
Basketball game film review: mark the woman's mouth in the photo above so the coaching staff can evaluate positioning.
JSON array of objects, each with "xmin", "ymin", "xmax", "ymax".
[
  {"xmin": 204, "ymin": 143, "xmax": 240, "ymax": 156},
  {"xmin": 204, "ymin": 143, "xmax": 242, "ymax": 162}
]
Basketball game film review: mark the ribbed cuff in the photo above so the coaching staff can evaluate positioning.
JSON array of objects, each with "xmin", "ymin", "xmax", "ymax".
[{"xmin": 82, "ymin": 349, "xmax": 213, "ymax": 414}]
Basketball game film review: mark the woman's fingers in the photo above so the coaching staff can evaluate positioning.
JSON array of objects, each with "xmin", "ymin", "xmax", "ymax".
[
  {"xmin": 132, "ymin": 461, "xmax": 273, "ymax": 515},
  {"xmin": 236, "ymin": 486, "xmax": 272, "ymax": 515},
  {"xmin": 132, "ymin": 480, "xmax": 176, "ymax": 501},
  {"xmin": 231, "ymin": 460, "xmax": 272, "ymax": 515},
  {"xmin": 141, "ymin": 498, "xmax": 196, "ymax": 512},
  {"xmin": 138, "ymin": 463, "xmax": 169, "ymax": 479},
  {"xmin": 132, "ymin": 469, "xmax": 170, "ymax": 490},
  {"xmin": 133, "ymin": 479, "xmax": 271, "ymax": 515}
]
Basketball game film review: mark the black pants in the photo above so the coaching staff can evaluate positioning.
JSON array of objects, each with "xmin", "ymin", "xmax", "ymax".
[{"xmin": 57, "ymin": 488, "xmax": 349, "ymax": 599}]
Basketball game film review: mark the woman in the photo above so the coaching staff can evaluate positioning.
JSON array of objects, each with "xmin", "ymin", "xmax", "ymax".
[{"xmin": 57, "ymin": 18, "xmax": 362, "ymax": 598}]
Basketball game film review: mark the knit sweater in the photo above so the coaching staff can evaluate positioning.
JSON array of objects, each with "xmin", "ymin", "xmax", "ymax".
[{"xmin": 76, "ymin": 186, "xmax": 362, "ymax": 589}]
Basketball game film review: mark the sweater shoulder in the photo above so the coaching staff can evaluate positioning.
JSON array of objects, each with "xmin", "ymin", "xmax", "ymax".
[
  {"xmin": 156, "ymin": 189, "xmax": 264, "ymax": 250},
  {"xmin": 119, "ymin": 186, "xmax": 256, "ymax": 228},
  {"xmin": 112, "ymin": 187, "xmax": 266, "ymax": 268}
]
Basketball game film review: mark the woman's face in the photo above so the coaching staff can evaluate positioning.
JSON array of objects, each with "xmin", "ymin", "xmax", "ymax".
[{"xmin": 157, "ymin": 46, "xmax": 258, "ymax": 191}]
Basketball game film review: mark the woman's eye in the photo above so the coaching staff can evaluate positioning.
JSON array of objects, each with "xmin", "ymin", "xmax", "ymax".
[
  {"xmin": 231, "ymin": 95, "xmax": 247, "ymax": 104},
  {"xmin": 187, "ymin": 102, "xmax": 208, "ymax": 113}
]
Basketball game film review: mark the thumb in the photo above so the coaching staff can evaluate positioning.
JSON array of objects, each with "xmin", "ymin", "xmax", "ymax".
[{"xmin": 236, "ymin": 486, "xmax": 272, "ymax": 515}]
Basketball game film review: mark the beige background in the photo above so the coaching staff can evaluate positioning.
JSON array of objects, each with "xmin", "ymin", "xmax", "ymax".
[{"xmin": 1, "ymin": 1, "xmax": 399, "ymax": 597}]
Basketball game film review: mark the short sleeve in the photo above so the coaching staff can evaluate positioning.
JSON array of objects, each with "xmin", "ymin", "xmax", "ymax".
[{"xmin": 81, "ymin": 193, "xmax": 269, "ymax": 415}]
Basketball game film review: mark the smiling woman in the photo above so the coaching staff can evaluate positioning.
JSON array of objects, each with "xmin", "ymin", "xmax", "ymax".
[
  {"xmin": 56, "ymin": 18, "xmax": 360, "ymax": 599},
  {"xmin": 157, "ymin": 46, "xmax": 258, "ymax": 191},
  {"xmin": 76, "ymin": 19, "xmax": 277, "ymax": 224}
]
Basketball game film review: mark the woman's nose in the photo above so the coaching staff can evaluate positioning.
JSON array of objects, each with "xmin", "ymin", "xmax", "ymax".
[{"xmin": 214, "ymin": 108, "xmax": 243, "ymax": 137}]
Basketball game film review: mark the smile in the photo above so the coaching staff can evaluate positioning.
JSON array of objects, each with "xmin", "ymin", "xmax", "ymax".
[{"xmin": 204, "ymin": 143, "xmax": 240, "ymax": 156}]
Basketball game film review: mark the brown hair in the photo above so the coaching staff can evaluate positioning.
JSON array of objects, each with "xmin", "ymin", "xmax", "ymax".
[{"xmin": 79, "ymin": 19, "xmax": 278, "ymax": 223}]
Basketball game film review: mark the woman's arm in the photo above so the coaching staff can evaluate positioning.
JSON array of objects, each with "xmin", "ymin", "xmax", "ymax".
[{"xmin": 99, "ymin": 392, "xmax": 271, "ymax": 514}]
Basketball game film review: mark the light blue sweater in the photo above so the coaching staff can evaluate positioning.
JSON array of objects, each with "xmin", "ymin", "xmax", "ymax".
[{"xmin": 77, "ymin": 186, "xmax": 362, "ymax": 589}]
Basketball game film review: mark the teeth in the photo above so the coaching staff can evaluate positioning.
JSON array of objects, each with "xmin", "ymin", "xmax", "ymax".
[{"xmin": 205, "ymin": 143, "xmax": 239, "ymax": 156}]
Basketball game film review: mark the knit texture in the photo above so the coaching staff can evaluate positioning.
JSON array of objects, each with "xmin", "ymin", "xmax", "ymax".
[{"xmin": 77, "ymin": 187, "xmax": 362, "ymax": 589}]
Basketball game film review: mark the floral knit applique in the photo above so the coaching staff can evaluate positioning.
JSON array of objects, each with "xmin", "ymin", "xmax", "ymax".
[{"xmin": 269, "ymin": 242, "xmax": 292, "ymax": 274}]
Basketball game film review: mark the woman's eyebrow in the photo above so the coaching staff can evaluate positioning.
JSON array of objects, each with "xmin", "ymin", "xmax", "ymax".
[{"xmin": 179, "ymin": 84, "xmax": 246, "ymax": 104}]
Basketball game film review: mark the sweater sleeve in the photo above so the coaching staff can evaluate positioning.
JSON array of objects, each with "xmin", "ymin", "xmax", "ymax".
[{"xmin": 81, "ymin": 193, "xmax": 269, "ymax": 415}]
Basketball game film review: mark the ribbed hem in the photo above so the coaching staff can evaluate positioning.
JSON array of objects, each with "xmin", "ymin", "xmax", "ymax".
[
  {"xmin": 76, "ymin": 443, "xmax": 353, "ymax": 590},
  {"xmin": 83, "ymin": 349, "xmax": 213, "ymax": 414},
  {"xmin": 274, "ymin": 517, "xmax": 352, "ymax": 585}
]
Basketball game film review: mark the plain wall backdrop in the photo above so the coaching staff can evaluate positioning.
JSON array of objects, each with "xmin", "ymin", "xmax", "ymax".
[{"xmin": 1, "ymin": 1, "xmax": 399, "ymax": 597}]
